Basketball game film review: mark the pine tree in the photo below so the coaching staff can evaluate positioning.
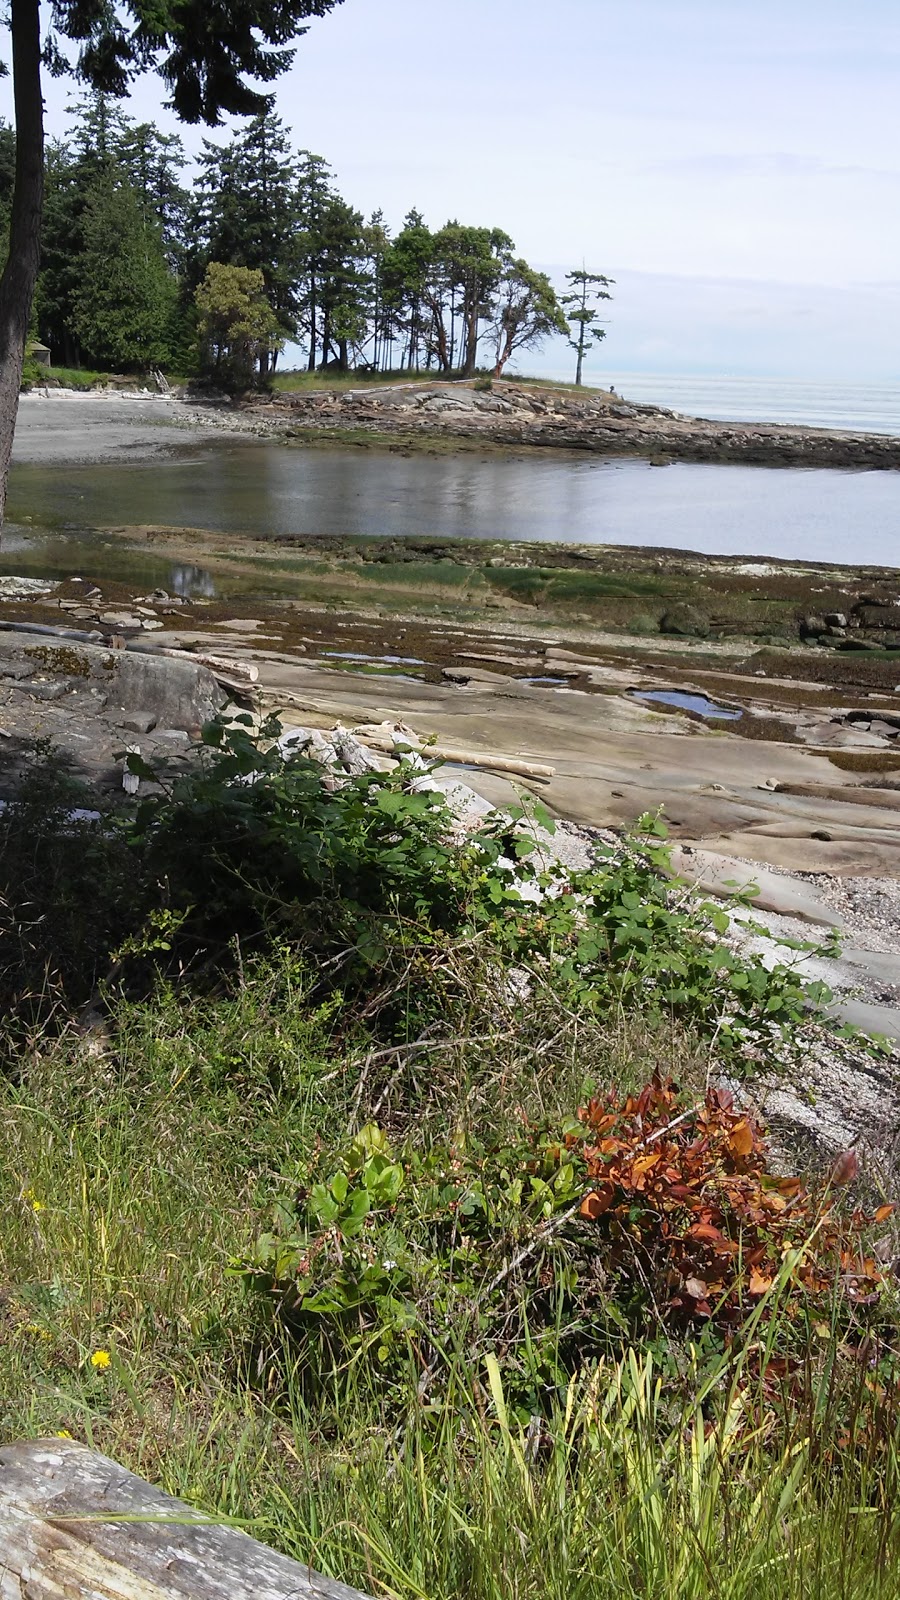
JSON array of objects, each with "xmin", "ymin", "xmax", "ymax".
[
  {"xmin": 294, "ymin": 151, "xmax": 336, "ymax": 371},
  {"xmin": 194, "ymin": 109, "xmax": 299, "ymax": 369},
  {"xmin": 71, "ymin": 175, "xmax": 176, "ymax": 370},
  {"xmin": 561, "ymin": 268, "xmax": 614, "ymax": 386},
  {"xmin": 119, "ymin": 123, "xmax": 189, "ymax": 266}
]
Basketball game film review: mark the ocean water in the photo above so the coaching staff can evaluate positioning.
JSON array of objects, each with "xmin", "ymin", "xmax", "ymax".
[{"xmin": 596, "ymin": 374, "xmax": 900, "ymax": 436}]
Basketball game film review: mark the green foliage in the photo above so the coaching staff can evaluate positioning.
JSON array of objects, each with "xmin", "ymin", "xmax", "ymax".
[
  {"xmin": 194, "ymin": 262, "xmax": 282, "ymax": 389},
  {"xmin": 561, "ymin": 267, "xmax": 615, "ymax": 385},
  {"xmin": 3, "ymin": 1003, "xmax": 900, "ymax": 1600},
  {"xmin": 244, "ymin": 1089, "xmax": 890, "ymax": 1410},
  {"xmin": 36, "ymin": 3, "xmax": 347, "ymax": 126},
  {"xmin": 0, "ymin": 718, "xmax": 845, "ymax": 1064},
  {"xmin": 27, "ymin": 93, "xmax": 586, "ymax": 381},
  {"xmin": 71, "ymin": 174, "xmax": 176, "ymax": 369},
  {"xmin": 489, "ymin": 256, "xmax": 568, "ymax": 378},
  {"xmin": 193, "ymin": 109, "xmax": 300, "ymax": 359},
  {"xmin": 35, "ymin": 98, "xmax": 182, "ymax": 369}
]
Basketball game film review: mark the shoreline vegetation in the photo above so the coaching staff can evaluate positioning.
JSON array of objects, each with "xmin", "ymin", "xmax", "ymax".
[
  {"xmin": 2, "ymin": 396, "xmax": 900, "ymax": 1600},
  {"xmin": 1, "ymin": 708, "xmax": 899, "ymax": 1600}
]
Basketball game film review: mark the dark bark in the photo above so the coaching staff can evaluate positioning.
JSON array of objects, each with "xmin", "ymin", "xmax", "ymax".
[
  {"xmin": 306, "ymin": 274, "xmax": 318, "ymax": 369},
  {"xmin": 461, "ymin": 306, "xmax": 479, "ymax": 376},
  {"xmin": 0, "ymin": 0, "xmax": 44, "ymax": 530}
]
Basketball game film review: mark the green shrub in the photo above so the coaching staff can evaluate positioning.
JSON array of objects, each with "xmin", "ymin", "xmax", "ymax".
[
  {"xmin": 1, "ymin": 719, "xmax": 845, "ymax": 1059},
  {"xmin": 243, "ymin": 1083, "xmax": 890, "ymax": 1412}
]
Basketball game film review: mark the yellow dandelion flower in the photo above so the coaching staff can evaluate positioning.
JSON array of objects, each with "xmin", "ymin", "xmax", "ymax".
[
  {"xmin": 22, "ymin": 1188, "xmax": 44, "ymax": 1213},
  {"xmin": 55, "ymin": 1429, "xmax": 73, "ymax": 1439},
  {"xmin": 90, "ymin": 1349, "xmax": 111, "ymax": 1370}
]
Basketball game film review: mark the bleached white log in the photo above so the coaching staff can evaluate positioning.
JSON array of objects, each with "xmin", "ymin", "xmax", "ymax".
[{"xmin": 0, "ymin": 1439, "xmax": 372, "ymax": 1600}]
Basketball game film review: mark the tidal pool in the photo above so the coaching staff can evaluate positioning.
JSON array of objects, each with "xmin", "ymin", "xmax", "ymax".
[{"xmin": 631, "ymin": 689, "xmax": 743, "ymax": 720}]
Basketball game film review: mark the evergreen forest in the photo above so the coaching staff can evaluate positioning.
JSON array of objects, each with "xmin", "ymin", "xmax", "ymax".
[{"xmin": 0, "ymin": 95, "xmax": 607, "ymax": 388}]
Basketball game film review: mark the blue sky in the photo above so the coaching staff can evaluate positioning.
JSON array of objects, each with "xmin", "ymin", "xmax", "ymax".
[{"xmin": 6, "ymin": 0, "xmax": 900, "ymax": 379}]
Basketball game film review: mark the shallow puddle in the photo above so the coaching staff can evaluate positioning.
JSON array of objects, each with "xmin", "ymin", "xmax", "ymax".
[
  {"xmin": 630, "ymin": 688, "xmax": 743, "ymax": 720},
  {"xmin": 323, "ymin": 650, "xmax": 426, "ymax": 665}
]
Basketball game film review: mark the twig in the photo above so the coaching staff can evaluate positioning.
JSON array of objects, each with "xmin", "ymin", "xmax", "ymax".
[{"xmin": 484, "ymin": 1098, "xmax": 704, "ymax": 1295}]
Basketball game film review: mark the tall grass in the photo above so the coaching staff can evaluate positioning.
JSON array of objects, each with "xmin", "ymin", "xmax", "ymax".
[{"xmin": 0, "ymin": 958, "xmax": 897, "ymax": 1599}]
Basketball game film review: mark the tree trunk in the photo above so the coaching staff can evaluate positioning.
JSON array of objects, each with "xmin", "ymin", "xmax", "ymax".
[
  {"xmin": 462, "ymin": 307, "xmax": 479, "ymax": 376},
  {"xmin": 575, "ymin": 341, "xmax": 584, "ymax": 386},
  {"xmin": 493, "ymin": 328, "xmax": 514, "ymax": 379},
  {"xmin": 306, "ymin": 277, "xmax": 318, "ymax": 370},
  {"xmin": 0, "ymin": 0, "xmax": 45, "ymax": 532}
]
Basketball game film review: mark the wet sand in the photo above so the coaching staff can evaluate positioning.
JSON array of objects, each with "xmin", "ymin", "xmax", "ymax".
[{"xmin": 12, "ymin": 393, "xmax": 245, "ymax": 465}]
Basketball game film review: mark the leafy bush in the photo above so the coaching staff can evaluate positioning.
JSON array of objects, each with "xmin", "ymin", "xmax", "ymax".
[
  {"xmin": 243, "ymin": 1082, "xmax": 890, "ymax": 1411},
  {"xmin": 120, "ymin": 718, "xmax": 841, "ymax": 1060},
  {"xmin": 1, "ymin": 719, "xmax": 845, "ymax": 1061},
  {"xmin": 123, "ymin": 716, "xmax": 481, "ymax": 988}
]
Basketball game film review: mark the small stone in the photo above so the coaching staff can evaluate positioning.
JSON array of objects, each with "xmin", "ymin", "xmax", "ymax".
[
  {"xmin": 118, "ymin": 711, "xmax": 158, "ymax": 734},
  {"xmin": 103, "ymin": 612, "xmax": 142, "ymax": 629},
  {"xmin": 154, "ymin": 728, "xmax": 190, "ymax": 742}
]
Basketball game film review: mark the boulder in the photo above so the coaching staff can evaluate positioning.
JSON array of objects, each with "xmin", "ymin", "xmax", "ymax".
[
  {"xmin": 0, "ymin": 633, "xmax": 226, "ymax": 731},
  {"xmin": 659, "ymin": 604, "xmax": 711, "ymax": 638}
]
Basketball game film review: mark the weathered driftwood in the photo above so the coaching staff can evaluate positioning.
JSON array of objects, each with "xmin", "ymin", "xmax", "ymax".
[
  {"xmin": 0, "ymin": 1439, "xmax": 373, "ymax": 1600},
  {"xmin": 361, "ymin": 729, "xmax": 556, "ymax": 782}
]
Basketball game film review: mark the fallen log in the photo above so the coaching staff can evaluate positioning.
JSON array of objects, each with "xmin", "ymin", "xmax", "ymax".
[
  {"xmin": 0, "ymin": 1438, "xmax": 373, "ymax": 1600},
  {"xmin": 358, "ymin": 727, "xmax": 555, "ymax": 781}
]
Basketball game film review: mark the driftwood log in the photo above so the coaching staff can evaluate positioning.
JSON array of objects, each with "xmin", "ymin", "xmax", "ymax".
[{"xmin": 0, "ymin": 1439, "xmax": 373, "ymax": 1600}]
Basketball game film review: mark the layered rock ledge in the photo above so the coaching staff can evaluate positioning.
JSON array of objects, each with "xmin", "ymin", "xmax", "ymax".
[{"xmin": 240, "ymin": 380, "xmax": 900, "ymax": 470}]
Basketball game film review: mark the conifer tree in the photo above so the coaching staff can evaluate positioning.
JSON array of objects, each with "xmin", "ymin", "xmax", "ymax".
[
  {"xmin": 294, "ymin": 150, "xmax": 337, "ymax": 371},
  {"xmin": 561, "ymin": 267, "xmax": 615, "ymax": 386},
  {"xmin": 71, "ymin": 174, "xmax": 175, "ymax": 369},
  {"xmin": 194, "ymin": 108, "xmax": 299, "ymax": 368}
]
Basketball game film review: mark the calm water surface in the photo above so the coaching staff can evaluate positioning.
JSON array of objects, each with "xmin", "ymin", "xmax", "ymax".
[{"xmin": 5, "ymin": 439, "xmax": 900, "ymax": 576}]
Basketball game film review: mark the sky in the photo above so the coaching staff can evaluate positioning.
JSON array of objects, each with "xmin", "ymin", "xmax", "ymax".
[{"xmin": 5, "ymin": 0, "xmax": 900, "ymax": 381}]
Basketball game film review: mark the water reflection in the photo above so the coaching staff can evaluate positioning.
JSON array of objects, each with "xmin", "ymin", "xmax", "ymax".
[
  {"xmin": 170, "ymin": 563, "xmax": 216, "ymax": 598},
  {"xmin": 5, "ymin": 439, "xmax": 900, "ymax": 566}
]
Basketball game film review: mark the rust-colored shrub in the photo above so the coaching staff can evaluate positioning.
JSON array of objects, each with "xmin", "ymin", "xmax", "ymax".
[{"xmin": 574, "ymin": 1077, "xmax": 889, "ymax": 1329}]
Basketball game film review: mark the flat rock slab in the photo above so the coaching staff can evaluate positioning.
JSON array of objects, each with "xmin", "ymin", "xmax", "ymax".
[
  {"xmin": 0, "ymin": 1438, "xmax": 372, "ymax": 1600},
  {"xmin": 0, "ymin": 631, "xmax": 225, "ymax": 732},
  {"xmin": 670, "ymin": 847, "xmax": 845, "ymax": 926}
]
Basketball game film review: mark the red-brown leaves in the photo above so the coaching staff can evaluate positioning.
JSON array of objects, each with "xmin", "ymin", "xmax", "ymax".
[
  {"xmin": 829, "ymin": 1149, "xmax": 860, "ymax": 1187},
  {"xmin": 574, "ymin": 1075, "xmax": 886, "ymax": 1333}
]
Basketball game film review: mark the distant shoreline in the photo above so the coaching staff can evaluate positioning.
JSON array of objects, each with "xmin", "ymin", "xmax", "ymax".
[{"xmin": 12, "ymin": 383, "xmax": 900, "ymax": 471}]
